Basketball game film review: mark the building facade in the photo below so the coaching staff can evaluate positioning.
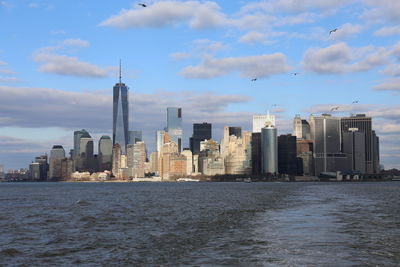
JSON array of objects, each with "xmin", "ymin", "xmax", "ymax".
[
  {"xmin": 261, "ymin": 126, "xmax": 278, "ymax": 174},
  {"xmin": 190, "ymin": 123, "xmax": 212, "ymax": 155},
  {"xmin": 113, "ymin": 79, "xmax": 129, "ymax": 155},
  {"xmin": 49, "ymin": 145, "xmax": 65, "ymax": 180},
  {"xmin": 167, "ymin": 107, "xmax": 183, "ymax": 152},
  {"xmin": 98, "ymin": 136, "xmax": 112, "ymax": 171},
  {"xmin": 253, "ymin": 114, "xmax": 276, "ymax": 133}
]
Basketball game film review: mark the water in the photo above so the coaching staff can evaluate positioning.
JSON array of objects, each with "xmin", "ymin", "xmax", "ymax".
[{"xmin": 1, "ymin": 182, "xmax": 399, "ymax": 266}]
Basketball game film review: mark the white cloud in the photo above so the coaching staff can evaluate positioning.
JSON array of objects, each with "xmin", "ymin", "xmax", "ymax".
[
  {"xmin": 180, "ymin": 53, "xmax": 291, "ymax": 79},
  {"xmin": 239, "ymin": 31, "xmax": 271, "ymax": 44},
  {"xmin": 100, "ymin": 1, "xmax": 227, "ymax": 29},
  {"xmin": 170, "ymin": 52, "xmax": 190, "ymax": 61},
  {"xmin": 330, "ymin": 23, "xmax": 363, "ymax": 40},
  {"xmin": 373, "ymin": 78, "xmax": 400, "ymax": 91},
  {"xmin": 33, "ymin": 38, "xmax": 108, "ymax": 78},
  {"xmin": 28, "ymin": 3, "xmax": 38, "ymax": 8},
  {"xmin": 374, "ymin": 25, "xmax": 400, "ymax": 37},
  {"xmin": 0, "ymin": 60, "xmax": 7, "ymax": 66},
  {"xmin": 193, "ymin": 39, "xmax": 226, "ymax": 54},
  {"xmin": 302, "ymin": 42, "xmax": 389, "ymax": 74},
  {"xmin": 60, "ymin": 38, "xmax": 90, "ymax": 48},
  {"xmin": 0, "ymin": 77, "xmax": 19, "ymax": 83},
  {"xmin": 361, "ymin": 0, "xmax": 400, "ymax": 23},
  {"xmin": 0, "ymin": 68, "xmax": 15, "ymax": 74},
  {"xmin": 0, "ymin": 1, "xmax": 13, "ymax": 8},
  {"xmin": 380, "ymin": 64, "xmax": 400, "ymax": 77},
  {"xmin": 34, "ymin": 53, "xmax": 108, "ymax": 77}
]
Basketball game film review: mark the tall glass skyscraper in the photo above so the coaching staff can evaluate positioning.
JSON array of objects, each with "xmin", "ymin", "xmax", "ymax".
[
  {"xmin": 167, "ymin": 107, "xmax": 182, "ymax": 152},
  {"xmin": 113, "ymin": 69, "xmax": 129, "ymax": 155}
]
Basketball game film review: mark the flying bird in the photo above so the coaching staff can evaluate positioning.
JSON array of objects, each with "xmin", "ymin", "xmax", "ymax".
[
  {"xmin": 292, "ymin": 72, "xmax": 300, "ymax": 75},
  {"xmin": 251, "ymin": 78, "xmax": 257, "ymax": 81},
  {"xmin": 329, "ymin": 28, "xmax": 338, "ymax": 35},
  {"xmin": 352, "ymin": 100, "xmax": 359, "ymax": 104},
  {"xmin": 138, "ymin": 3, "xmax": 147, "ymax": 7},
  {"xmin": 330, "ymin": 106, "xmax": 340, "ymax": 112}
]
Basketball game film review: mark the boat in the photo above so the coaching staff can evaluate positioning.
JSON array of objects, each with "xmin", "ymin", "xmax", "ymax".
[{"xmin": 177, "ymin": 178, "xmax": 200, "ymax": 182}]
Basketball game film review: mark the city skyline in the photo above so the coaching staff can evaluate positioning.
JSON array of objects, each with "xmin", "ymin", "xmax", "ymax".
[{"xmin": 0, "ymin": 1, "xmax": 399, "ymax": 170}]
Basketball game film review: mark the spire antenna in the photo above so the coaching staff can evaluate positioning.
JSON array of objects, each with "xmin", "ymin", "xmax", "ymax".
[{"xmin": 119, "ymin": 59, "xmax": 122, "ymax": 84}]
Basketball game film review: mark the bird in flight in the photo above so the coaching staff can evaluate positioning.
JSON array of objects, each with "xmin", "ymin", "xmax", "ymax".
[
  {"xmin": 352, "ymin": 100, "xmax": 359, "ymax": 104},
  {"xmin": 329, "ymin": 28, "xmax": 338, "ymax": 35},
  {"xmin": 292, "ymin": 72, "xmax": 300, "ymax": 75},
  {"xmin": 251, "ymin": 78, "xmax": 257, "ymax": 81},
  {"xmin": 330, "ymin": 106, "xmax": 340, "ymax": 112},
  {"xmin": 138, "ymin": 3, "xmax": 147, "ymax": 7}
]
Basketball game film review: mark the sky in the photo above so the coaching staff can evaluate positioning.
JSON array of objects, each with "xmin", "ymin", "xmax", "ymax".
[{"xmin": 0, "ymin": 0, "xmax": 399, "ymax": 170}]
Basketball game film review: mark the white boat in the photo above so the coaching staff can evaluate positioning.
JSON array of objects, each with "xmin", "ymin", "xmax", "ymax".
[{"xmin": 177, "ymin": 178, "xmax": 200, "ymax": 182}]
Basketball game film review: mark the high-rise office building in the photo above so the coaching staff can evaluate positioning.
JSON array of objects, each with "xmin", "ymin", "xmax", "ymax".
[
  {"xmin": 342, "ymin": 130, "xmax": 366, "ymax": 173},
  {"xmin": 251, "ymin": 133, "xmax": 262, "ymax": 175},
  {"xmin": 296, "ymin": 140, "xmax": 314, "ymax": 176},
  {"xmin": 167, "ymin": 107, "xmax": 183, "ymax": 152},
  {"xmin": 33, "ymin": 155, "xmax": 48, "ymax": 180},
  {"xmin": 112, "ymin": 144, "xmax": 122, "ymax": 178},
  {"xmin": 113, "ymin": 65, "xmax": 129, "ymax": 155},
  {"xmin": 49, "ymin": 145, "xmax": 65, "ymax": 180},
  {"xmin": 29, "ymin": 162, "xmax": 41, "ymax": 180},
  {"xmin": 293, "ymin": 115, "xmax": 311, "ymax": 140},
  {"xmin": 99, "ymin": 136, "xmax": 112, "ymax": 171},
  {"xmin": 73, "ymin": 129, "xmax": 90, "ymax": 157},
  {"xmin": 190, "ymin": 123, "xmax": 212, "ymax": 155},
  {"xmin": 341, "ymin": 114, "xmax": 374, "ymax": 174},
  {"xmin": 310, "ymin": 114, "xmax": 350, "ymax": 176},
  {"xmin": 278, "ymin": 134, "xmax": 297, "ymax": 175},
  {"xmin": 0, "ymin": 164, "xmax": 4, "ymax": 179},
  {"xmin": 61, "ymin": 158, "xmax": 74, "ymax": 180},
  {"xmin": 372, "ymin": 130, "xmax": 380, "ymax": 174},
  {"xmin": 77, "ymin": 137, "xmax": 94, "ymax": 172},
  {"xmin": 253, "ymin": 114, "xmax": 276, "ymax": 133},
  {"xmin": 261, "ymin": 125, "xmax": 278, "ymax": 174},
  {"xmin": 228, "ymin": 127, "xmax": 241, "ymax": 138},
  {"xmin": 156, "ymin": 130, "xmax": 166, "ymax": 153},
  {"xmin": 128, "ymin": 130, "xmax": 142, "ymax": 145}
]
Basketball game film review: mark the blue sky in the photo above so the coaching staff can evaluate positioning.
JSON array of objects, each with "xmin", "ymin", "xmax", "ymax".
[{"xmin": 0, "ymin": 0, "xmax": 399, "ymax": 170}]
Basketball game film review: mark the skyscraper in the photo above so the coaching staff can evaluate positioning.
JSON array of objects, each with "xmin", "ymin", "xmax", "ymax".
[
  {"xmin": 190, "ymin": 123, "xmax": 212, "ymax": 155},
  {"xmin": 73, "ymin": 129, "xmax": 90, "ymax": 157},
  {"xmin": 228, "ymin": 127, "xmax": 241, "ymax": 138},
  {"xmin": 113, "ymin": 64, "xmax": 129, "ymax": 155},
  {"xmin": 253, "ymin": 114, "xmax": 276, "ymax": 133},
  {"xmin": 341, "ymin": 114, "xmax": 374, "ymax": 173},
  {"xmin": 278, "ymin": 134, "xmax": 297, "ymax": 175},
  {"xmin": 77, "ymin": 136, "xmax": 94, "ymax": 172},
  {"xmin": 167, "ymin": 107, "xmax": 183, "ymax": 152},
  {"xmin": 251, "ymin": 133, "xmax": 262, "ymax": 175},
  {"xmin": 293, "ymin": 115, "xmax": 310, "ymax": 140},
  {"xmin": 261, "ymin": 125, "xmax": 278, "ymax": 174},
  {"xmin": 310, "ymin": 114, "xmax": 350, "ymax": 176},
  {"xmin": 342, "ymin": 130, "xmax": 366, "ymax": 173},
  {"xmin": 49, "ymin": 145, "xmax": 65, "ymax": 180},
  {"xmin": 99, "ymin": 136, "xmax": 112, "ymax": 171},
  {"xmin": 128, "ymin": 130, "xmax": 142, "ymax": 145}
]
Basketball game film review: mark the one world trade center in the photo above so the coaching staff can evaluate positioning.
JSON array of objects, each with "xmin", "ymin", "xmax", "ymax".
[{"xmin": 113, "ymin": 63, "xmax": 129, "ymax": 154}]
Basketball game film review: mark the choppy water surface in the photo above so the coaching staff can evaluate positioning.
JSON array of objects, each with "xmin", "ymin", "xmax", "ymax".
[{"xmin": 1, "ymin": 182, "xmax": 399, "ymax": 266}]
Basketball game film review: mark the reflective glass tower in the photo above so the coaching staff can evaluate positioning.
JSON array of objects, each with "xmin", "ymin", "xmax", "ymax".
[
  {"xmin": 113, "ymin": 63, "xmax": 129, "ymax": 155},
  {"xmin": 167, "ymin": 107, "xmax": 183, "ymax": 152}
]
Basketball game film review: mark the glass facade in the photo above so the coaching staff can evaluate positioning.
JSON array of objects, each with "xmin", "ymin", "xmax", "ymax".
[
  {"xmin": 113, "ymin": 82, "xmax": 129, "ymax": 155},
  {"xmin": 99, "ymin": 136, "xmax": 112, "ymax": 171},
  {"xmin": 261, "ymin": 126, "xmax": 278, "ymax": 174},
  {"xmin": 190, "ymin": 123, "xmax": 212, "ymax": 155},
  {"xmin": 167, "ymin": 107, "xmax": 183, "ymax": 152},
  {"xmin": 128, "ymin": 130, "xmax": 142, "ymax": 145}
]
